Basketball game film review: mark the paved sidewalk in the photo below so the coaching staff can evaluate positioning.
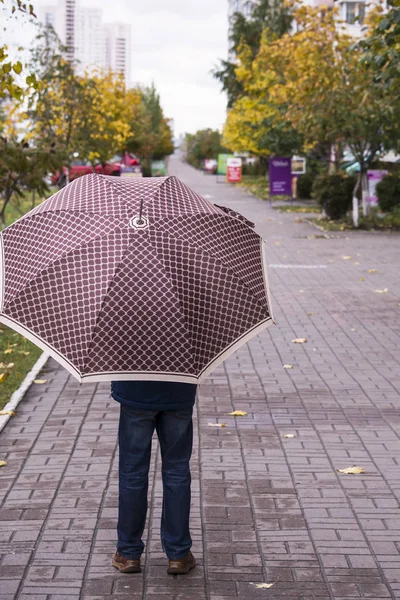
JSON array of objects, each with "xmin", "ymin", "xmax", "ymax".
[{"xmin": 1, "ymin": 157, "xmax": 400, "ymax": 600}]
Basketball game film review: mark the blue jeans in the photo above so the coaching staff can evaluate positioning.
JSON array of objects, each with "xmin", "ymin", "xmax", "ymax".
[{"xmin": 117, "ymin": 404, "xmax": 193, "ymax": 560}]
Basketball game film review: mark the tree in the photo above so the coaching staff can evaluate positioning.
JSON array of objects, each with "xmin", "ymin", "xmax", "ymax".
[
  {"xmin": 0, "ymin": 1, "xmax": 39, "ymax": 99},
  {"xmin": 0, "ymin": 136, "xmax": 59, "ymax": 227},
  {"xmin": 183, "ymin": 129, "xmax": 228, "ymax": 169},
  {"xmin": 225, "ymin": 4, "xmax": 400, "ymax": 224},
  {"xmin": 212, "ymin": 0, "xmax": 293, "ymax": 107},
  {"xmin": 125, "ymin": 84, "xmax": 174, "ymax": 171},
  {"xmin": 77, "ymin": 69, "xmax": 132, "ymax": 169}
]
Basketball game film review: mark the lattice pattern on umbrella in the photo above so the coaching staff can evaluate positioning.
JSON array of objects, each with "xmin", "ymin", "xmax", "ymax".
[{"xmin": 0, "ymin": 174, "xmax": 273, "ymax": 383}]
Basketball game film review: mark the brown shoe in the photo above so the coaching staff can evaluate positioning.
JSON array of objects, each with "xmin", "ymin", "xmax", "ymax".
[
  {"xmin": 167, "ymin": 550, "xmax": 196, "ymax": 575},
  {"xmin": 112, "ymin": 551, "xmax": 141, "ymax": 573}
]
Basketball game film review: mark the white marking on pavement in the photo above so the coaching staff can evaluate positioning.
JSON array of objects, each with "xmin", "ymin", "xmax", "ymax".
[{"xmin": 268, "ymin": 264, "xmax": 328, "ymax": 269}]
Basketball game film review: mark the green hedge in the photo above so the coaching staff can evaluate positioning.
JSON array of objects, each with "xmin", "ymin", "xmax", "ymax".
[
  {"xmin": 312, "ymin": 173, "xmax": 356, "ymax": 220},
  {"xmin": 376, "ymin": 172, "xmax": 400, "ymax": 212}
]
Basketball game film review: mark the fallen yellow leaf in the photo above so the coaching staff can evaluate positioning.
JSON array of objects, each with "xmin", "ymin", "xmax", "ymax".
[
  {"xmin": 0, "ymin": 410, "xmax": 15, "ymax": 416},
  {"xmin": 18, "ymin": 351, "xmax": 30, "ymax": 356},
  {"xmin": 375, "ymin": 288, "xmax": 388, "ymax": 294},
  {"xmin": 292, "ymin": 338, "xmax": 307, "ymax": 344},
  {"xmin": 4, "ymin": 349, "xmax": 13, "ymax": 354},
  {"xmin": 0, "ymin": 373, "xmax": 9, "ymax": 383},
  {"xmin": 0, "ymin": 460, "xmax": 7, "ymax": 467},
  {"xmin": 354, "ymin": 262, "xmax": 360, "ymax": 265},
  {"xmin": 33, "ymin": 379, "xmax": 47, "ymax": 384},
  {"xmin": 207, "ymin": 422, "xmax": 226, "ymax": 427},
  {"xmin": 228, "ymin": 410, "xmax": 248, "ymax": 416},
  {"xmin": 308, "ymin": 234, "xmax": 315, "ymax": 239},
  {"xmin": 253, "ymin": 582, "xmax": 276, "ymax": 589},
  {"xmin": 284, "ymin": 433, "xmax": 296, "ymax": 438},
  {"xmin": 307, "ymin": 312, "xmax": 314, "ymax": 316},
  {"xmin": 368, "ymin": 269, "xmax": 376, "ymax": 273},
  {"xmin": 274, "ymin": 242, "xmax": 280, "ymax": 245},
  {"xmin": 283, "ymin": 364, "xmax": 294, "ymax": 369},
  {"xmin": 337, "ymin": 466, "xmax": 365, "ymax": 475},
  {"xmin": 360, "ymin": 277, "xmax": 365, "ymax": 282},
  {"xmin": 342, "ymin": 256, "xmax": 351, "ymax": 260}
]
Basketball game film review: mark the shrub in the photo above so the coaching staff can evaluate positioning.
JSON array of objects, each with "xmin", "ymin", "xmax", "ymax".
[
  {"xmin": 312, "ymin": 173, "xmax": 356, "ymax": 220},
  {"xmin": 376, "ymin": 173, "xmax": 400, "ymax": 213},
  {"xmin": 296, "ymin": 173, "xmax": 314, "ymax": 199},
  {"xmin": 242, "ymin": 160, "xmax": 266, "ymax": 176}
]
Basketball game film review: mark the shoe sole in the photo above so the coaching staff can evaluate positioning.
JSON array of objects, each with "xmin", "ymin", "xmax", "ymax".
[
  {"xmin": 167, "ymin": 561, "xmax": 196, "ymax": 575},
  {"xmin": 112, "ymin": 560, "xmax": 141, "ymax": 574}
]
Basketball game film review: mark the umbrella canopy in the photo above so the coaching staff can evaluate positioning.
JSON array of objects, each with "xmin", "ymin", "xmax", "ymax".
[{"xmin": 0, "ymin": 174, "xmax": 274, "ymax": 383}]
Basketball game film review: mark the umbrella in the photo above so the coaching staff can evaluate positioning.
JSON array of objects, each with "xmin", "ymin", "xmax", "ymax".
[{"xmin": 0, "ymin": 174, "xmax": 274, "ymax": 383}]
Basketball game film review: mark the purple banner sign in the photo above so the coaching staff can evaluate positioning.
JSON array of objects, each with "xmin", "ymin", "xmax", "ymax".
[{"xmin": 269, "ymin": 157, "xmax": 292, "ymax": 196}]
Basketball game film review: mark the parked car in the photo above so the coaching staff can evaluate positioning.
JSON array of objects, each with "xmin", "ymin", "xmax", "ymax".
[{"xmin": 51, "ymin": 153, "xmax": 140, "ymax": 186}]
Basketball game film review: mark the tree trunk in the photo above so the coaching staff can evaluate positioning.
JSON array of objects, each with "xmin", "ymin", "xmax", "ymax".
[
  {"xmin": 352, "ymin": 175, "xmax": 361, "ymax": 228},
  {"xmin": 361, "ymin": 171, "xmax": 370, "ymax": 217}
]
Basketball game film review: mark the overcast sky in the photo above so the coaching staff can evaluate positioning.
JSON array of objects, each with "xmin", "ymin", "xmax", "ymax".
[{"xmin": 3, "ymin": 0, "xmax": 229, "ymax": 137}]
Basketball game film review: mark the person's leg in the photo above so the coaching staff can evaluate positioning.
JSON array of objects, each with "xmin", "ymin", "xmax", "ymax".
[
  {"xmin": 117, "ymin": 405, "xmax": 157, "ymax": 559},
  {"xmin": 156, "ymin": 407, "xmax": 193, "ymax": 560}
]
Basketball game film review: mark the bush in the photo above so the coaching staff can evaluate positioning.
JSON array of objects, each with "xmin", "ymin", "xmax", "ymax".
[
  {"xmin": 376, "ymin": 173, "xmax": 400, "ymax": 212},
  {"xmin": 242, "ymin": 160, "xmax": 266, "ymax": 176},
  {"xmin": 312, "ymin": 173, "xmax": 356, "ymax": 220},
  {"xmin": 296, "ymin": 173, "xmax": 314, "ymax": 199}
]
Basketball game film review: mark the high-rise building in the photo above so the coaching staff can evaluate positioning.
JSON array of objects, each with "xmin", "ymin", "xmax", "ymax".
[
  {"xmin": 37, "ymin": 0, "xmax": 131, "ymax": 83},
  {"xmin": 103, "ymin": 22, "xmax": 131, "ymax": 82}
]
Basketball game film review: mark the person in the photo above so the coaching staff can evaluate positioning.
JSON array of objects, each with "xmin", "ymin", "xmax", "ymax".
[{"xmin": 110, "ymin": 380, "xmax": 197, "ymax": 575}]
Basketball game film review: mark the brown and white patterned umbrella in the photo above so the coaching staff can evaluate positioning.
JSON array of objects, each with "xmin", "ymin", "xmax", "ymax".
[{"xmin": 0, "ymin": 174, "xmax": 274, "ymax": 383}]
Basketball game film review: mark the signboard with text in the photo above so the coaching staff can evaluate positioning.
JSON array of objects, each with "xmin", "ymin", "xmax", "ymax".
[
  {"xmin": 269, "ymin": 157, "xmax": 292, "ymax": 196},
  {"xmin": 291, "ymin": 156, "xmax": 306, "ymax": 175},
  {"xmin": 151, "ymin": 160, "xmax": 167, "ymax": 177},
  {"xmin": 120, "ymin": 165, "xmax": 143, "ymax": 178},
  {"xmin": 204, "ymin": 158, "xmax": 217, "ymax": 173},
  {"xmin": 226, "ymin": 157, "xmax": 242, "ymax": 183},
  {"xmin": 217, "ymin": 154, "xmax": 234, "ymax": 176}
]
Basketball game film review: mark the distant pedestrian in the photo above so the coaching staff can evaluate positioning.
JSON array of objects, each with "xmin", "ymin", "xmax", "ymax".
[{"xmin": 110, "ymin": 380, "xmax": 197, "ymax": 575}]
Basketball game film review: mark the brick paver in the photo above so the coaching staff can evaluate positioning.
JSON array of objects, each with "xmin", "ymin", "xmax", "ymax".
[{"xmin": 1, "ymin": 156, "xmax": 400, "ymax": 599}]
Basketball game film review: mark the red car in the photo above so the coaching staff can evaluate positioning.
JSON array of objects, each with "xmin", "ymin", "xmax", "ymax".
[{"xmin": 52, "ymin": 153, "xmax": 140, "ymax": 186}]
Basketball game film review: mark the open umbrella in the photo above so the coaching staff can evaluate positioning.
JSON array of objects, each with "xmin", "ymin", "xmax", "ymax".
[{"xmin": 0, "ymin": 174, "xmax": 274, "ymax": 383}]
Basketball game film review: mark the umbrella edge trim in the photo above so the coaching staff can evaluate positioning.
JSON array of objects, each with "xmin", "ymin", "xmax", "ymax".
[{"xmin": 0, "ymin": 314, "xmax": 82, "ymax": 382}]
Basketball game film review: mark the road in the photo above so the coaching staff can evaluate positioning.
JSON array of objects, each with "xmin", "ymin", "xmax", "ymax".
[{"xmin": 1, "ymin": 155, "xmax": 400, "ymax": 599}]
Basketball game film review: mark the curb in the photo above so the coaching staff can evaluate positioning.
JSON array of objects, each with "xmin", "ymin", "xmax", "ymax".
[{"xmin": 0, "ymin": 352, "xmax": 49, "ymax": 435}]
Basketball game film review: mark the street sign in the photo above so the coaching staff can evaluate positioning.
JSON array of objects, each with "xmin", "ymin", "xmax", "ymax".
[
  {"xmin": 291, "ymin": 156, "xmax": 306, "ymax": 175},
  {"xmin": 226, "ymin": 157, "xmax": 242, "ymax": 183},
  {"xmin": 269, "ymin": 157, "xmax": 292, "ymax": 196}
]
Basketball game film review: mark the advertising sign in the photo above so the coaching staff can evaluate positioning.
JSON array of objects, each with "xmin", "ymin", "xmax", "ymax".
[
  {"xmin": 217, "ymin": 154, "xmax": 234, "ymax": 176},
  {"xmin": 151, "ymin": 160, "xmax": 167, "ymax": 177},
  {"xmin": 269, "ymin": 157, "xmax": 292, "ymax": 196},
  {"xmin": 204, "ymin": 158, "xmax": 217, "ymax": 173},
  {"xmin": 226, "ymin": 157, "xmax": 242, "ymax": 183},
  {"xmin": 291, "ymin": 156, "xmax": 306, "ymax": 175},
  {"xmin": 367, "ymin": 170, "xmax": 388, "ymax": 205},
  {"xmin": 120, "ymin": 165, "xmax": 143, "ymax": 178}
]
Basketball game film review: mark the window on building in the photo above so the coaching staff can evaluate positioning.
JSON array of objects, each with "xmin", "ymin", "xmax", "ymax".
[{"xmin": 345, "ymin": 2, "xmax": 365, "ymax": 24}]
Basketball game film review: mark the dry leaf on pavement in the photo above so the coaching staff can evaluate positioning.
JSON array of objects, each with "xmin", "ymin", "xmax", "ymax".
[
  {"xmin": 228, "ymin": 410, "xmax": 248, "ymax": 416},
  {"xmin": 207, "ymin": 423, "xmax": 226, "ymax": 427},
  {"xmin": 360, "ymin": 278, "xmax": 365, "ymax": 282},
  {"xmin": 284, "ymin": 433, "xmax": 296, "ymax": 438},
  {"xmin": 252, "ymin": 582, "xmax": 276, "ymax": 589},
  {"xmin": 375, "ymin": 288, "xmax": 388, "ymax": 294},
  {"xmin": 307, "ymin": 312, "xmax": 314, "ymax": 316},
  {"xmin": 283, "ymin": 364, "xmax": 294, "ymax": 369},
  {"xmin": 337, "ymin": 466, "xmax": 365, "ymax": 474},
  {"xmin": 368, "ymin": 269, "xmax": 377, "ymax": 273},
  {"xmin": 0, "ymin": 410, "xmax": 15, "ymax": 416},
  {"xmin": 0, "ymin": 461, "xmax": 7, "ymax": 467},
  {"xmin": 292, "ymin": 338, "xmax": 307, "ymax": 344},
  {"xmin": 33, "ymin": 379, "xmax": 47, "ymax": 384},
  {"xmin": 342, "ymin": 256, "xmax": 351, "ymax": 260}
]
